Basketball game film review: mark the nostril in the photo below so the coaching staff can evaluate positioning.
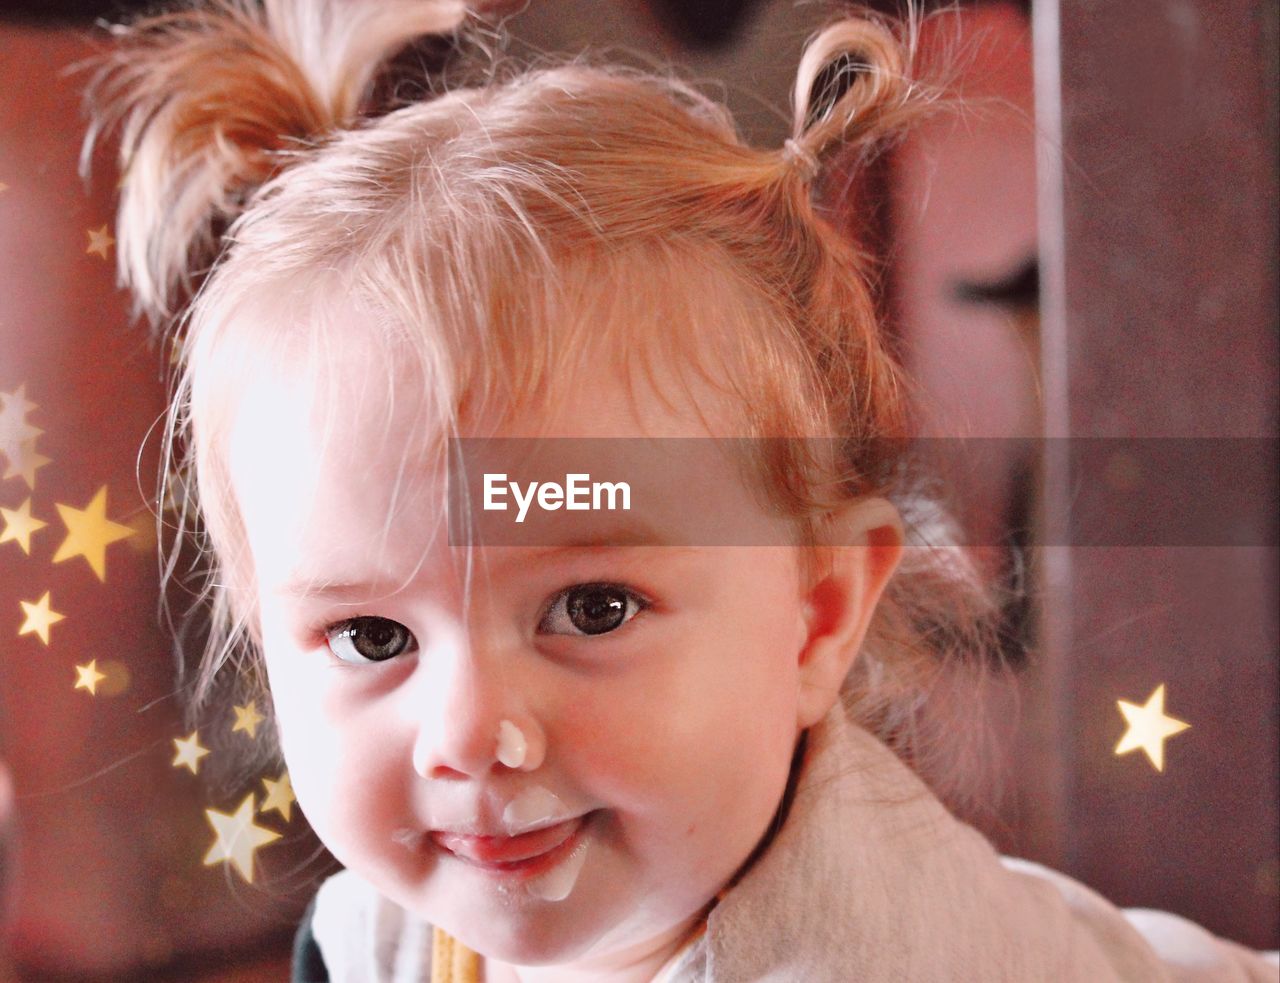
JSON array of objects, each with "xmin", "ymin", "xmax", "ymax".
[
  {"xmin": 412, "ymin": 729, "xmax": 474, "ymax": 781},
  {"xmin": 427, "ymin": 763, "xmax": 470, "ymax": 781}
]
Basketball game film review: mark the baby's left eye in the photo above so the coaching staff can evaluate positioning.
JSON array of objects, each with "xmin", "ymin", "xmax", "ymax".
[{"xmin": 537, "ymin": 583, "xmax": 648, "ymax": 637}]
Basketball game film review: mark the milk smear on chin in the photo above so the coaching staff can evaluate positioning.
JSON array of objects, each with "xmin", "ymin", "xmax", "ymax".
[{"xmin": 527, "ymin": 836, "xmax": 590, "ymax": 901}]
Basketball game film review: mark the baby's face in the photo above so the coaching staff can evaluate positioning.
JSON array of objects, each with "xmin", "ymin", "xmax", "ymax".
[{"xmin": 228, "ymin": 331, "xmax": 820, "ymax": 967}]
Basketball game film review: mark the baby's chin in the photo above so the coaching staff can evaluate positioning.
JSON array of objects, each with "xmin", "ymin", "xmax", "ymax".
[
  {"xmin": 456, "ymin": 912, "xmax": 606, "ymax": 968},
  {"xmin": 413, "ymin": 879, "xmax": 626, "ymax": 968},
  {"xmin": 453, "ymin": 904, "xmax": 701, "ymax": 975},
  {"xmin": 415, "ymin": 866, "xmax": 715, "ymax": 975},
  {"xmin": 357, "ymin": 849, "xmax": 626, "ymax": 967}
]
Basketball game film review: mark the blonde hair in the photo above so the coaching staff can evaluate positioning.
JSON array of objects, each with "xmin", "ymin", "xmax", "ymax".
[{"xmin": 87, "ymin": 0, "xmax": 1005, "ymax": 796}]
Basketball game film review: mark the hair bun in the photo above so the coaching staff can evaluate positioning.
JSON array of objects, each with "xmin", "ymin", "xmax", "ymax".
[
  {"xmin": 85, "ymin": 0, "xmax": 467, "ymax": 324},
  {"xmin": 785, "ymin": 15, "xmax": 928, "ymax": 180}
]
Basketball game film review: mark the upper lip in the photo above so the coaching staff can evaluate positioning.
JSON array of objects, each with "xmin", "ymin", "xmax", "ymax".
[
  {"xmin": 417, "ymin": 784, "xmax": 582, "ymax": 838},
  {"xmin": 430, "ymin": 815, "xmax": 569, "ymax": 837}
]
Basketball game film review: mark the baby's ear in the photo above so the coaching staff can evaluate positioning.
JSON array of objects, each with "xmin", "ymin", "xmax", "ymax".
[{"xmin": 795, "ymin": 497, "xmax": 904, "ymax": 730}]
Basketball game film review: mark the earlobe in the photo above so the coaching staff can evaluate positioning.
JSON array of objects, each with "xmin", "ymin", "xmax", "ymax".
[{"xmin": 795, "ymin": 496, "xmax": 904, "ymax": 730}]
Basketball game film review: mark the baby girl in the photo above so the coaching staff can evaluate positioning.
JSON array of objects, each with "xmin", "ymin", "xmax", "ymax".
[{"xmin": 87, "ymin": 1, "xmax": 1277, "ymax": 980}]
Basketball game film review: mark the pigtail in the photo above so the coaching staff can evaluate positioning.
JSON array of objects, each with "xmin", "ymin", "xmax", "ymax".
[
  {"xmin": 782, "ymin": 14, "xmax": 934, "ymax": 181},
  {"xmin": 770, "ymin": 15, "xmax": 1014, "ymax": 809},
  {"xmin": 83, "ymin": 0, "xmax": 468, "ymax": 324}
]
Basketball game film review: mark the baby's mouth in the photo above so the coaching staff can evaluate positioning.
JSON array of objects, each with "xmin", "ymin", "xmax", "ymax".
[{"xmin": 430, "ymin": 814, "xmax": 586, "ymax": 871}]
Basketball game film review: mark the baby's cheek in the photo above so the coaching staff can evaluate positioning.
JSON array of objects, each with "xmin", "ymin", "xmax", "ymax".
[
  {"xmin": 557, "ymin": 702, "xmax": 754, "ymax": 912},
  {"xmin": 552, "ymin": 693, "xmax": 655, "ymax": 784},
  {"xmin": 562, "ymin": 675, "xmax": 792, "ymax": 870},
  {"xmin": 279, "ymin": 693, "xmax": 412, "ymax": 867},
  {"xmin": 552, "ymin": 692, "xmax": 709, "ymax": 833},
  {"xmin": 267, "ymin": 665, "xmax": 370, "ymax": 823},
  {"xmin": 272, "ymin": 692, "xmax": 341, "ymax": 825}
]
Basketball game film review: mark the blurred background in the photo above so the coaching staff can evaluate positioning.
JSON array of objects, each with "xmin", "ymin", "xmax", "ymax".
[{"xmin": 1, "ymin": 0, "xmax": 1276, "ymax": 978}]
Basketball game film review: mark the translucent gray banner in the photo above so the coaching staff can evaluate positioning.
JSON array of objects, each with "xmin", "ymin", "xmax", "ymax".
[{"xmin": 443, "ymin": 438, "xmax": 1277, "ymax": 548}]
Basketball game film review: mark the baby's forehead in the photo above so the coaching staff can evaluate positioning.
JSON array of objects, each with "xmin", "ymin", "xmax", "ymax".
[
  {"xmin": 217, "ymin": 243, "xmax": 798, "ymax": 568},
  {"xmin": 224, "ymin": 323, "xmax": 791, "ymax": 586},
  {"xmin": 226, "ymin": 243, "xmax": 769, "ymax": 437},
  {"xmin": 226, "ymin": 316, "xmax": 751, "ymax": 507}
]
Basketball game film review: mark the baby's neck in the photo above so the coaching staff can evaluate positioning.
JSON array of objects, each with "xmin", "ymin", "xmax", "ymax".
[{"xmin": 481, "ymin": 915, "xmax": 699, "ymax": 983}]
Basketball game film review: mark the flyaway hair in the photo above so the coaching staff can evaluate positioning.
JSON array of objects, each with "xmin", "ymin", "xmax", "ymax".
[{"xmin": 83, "ymin": 0, "xmax": 468, "ymax": 323}]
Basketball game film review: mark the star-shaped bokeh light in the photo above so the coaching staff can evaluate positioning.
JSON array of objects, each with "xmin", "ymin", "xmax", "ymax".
[
  {"xmin": 74, "ymin": 659, "xmax": 106, "ymax": 695},
  {"xmin": 85, "ymin": 224, "xmax": 115, "ymax": 260},
  {"xmin": 172, "ymin": 731, "xmax": 211, "ymax": 775},
  {"xmin": 18, "ymin": 591, "xmax": 65, "ymax": 645},
  {"xmin": 3, "ymin": 438, "xmax": 51, "ymax": 491},
  {"xmin": 0, "ymin": 384, "xmax": 41, "ymax": 469},
  {"xmin": 52, "ymin": 486, "xmax": 136, "ymax": 581},
  {"xmin": 1115, "ymin": 684, "xmax": 1190, "ymax": 772},
  {"xmin": 203, "ymin": 795, "xmax": 282, "ymax": 883},
  {"xmin": 261, "ymin": 773, "xmax": 295, "ymax": 822},
  {"xmin": 232, "ymin": 703, "xmax": 264, "ymax": 739},
  {"xmin": 1, "ymin": 498, "xmax": 47, "ymax": 554}
]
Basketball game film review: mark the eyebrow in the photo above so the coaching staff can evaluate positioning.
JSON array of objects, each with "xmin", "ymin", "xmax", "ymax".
[
  {"xmin": 276, "ymin": 521, "xmax": 695, "ymax": 600},
  {"xmin": 475, "ymin": 515, "xmax": 697, "ymax": 557},
  {"xmin": 274, "ymin": 577, "xmax": 413, "ymax": 602}
]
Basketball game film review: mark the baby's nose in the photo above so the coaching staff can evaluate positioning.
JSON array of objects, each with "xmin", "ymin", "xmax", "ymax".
[{"xmin": 408, "ymin": 632, "xmax": 546, "ymax": 780}]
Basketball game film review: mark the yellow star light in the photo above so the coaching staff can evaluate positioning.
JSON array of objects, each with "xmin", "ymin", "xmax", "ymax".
[
  {"xmin": 3, "ymin": 438, "xmax": 51, "ymax": 491},
  {"xmin": 52, "ymin": 486, "xmax": 136, "ymax": 581},
  {"xmin": 232, "ymin": 703, "xmax": 264, "ymax": 739},
  {"xmin": 172, "ymin": 731, "xmax": 211, "ymax": 775},
  {"xmin": 0, "ymin": 181, "xmax": 9, "ymax": 192},
  {"xmin": 261, "ymin": 772, "xmax": 295, "ymax": 822},
  {"xmin": 74, "ymin": 659, "xmax": 106, "ymax": 695},
  {"xmin": 1115, "ymin": 684, "xmax": 1190, "ymax": 772},
  {"xmin": 203, "ymin": 794, "xmax": 281, "ymax": 883},
  {"xmin": 1, "ymin": 498, "xmax": 47, "ymax": 554},
  {"xmin": 85, "ymin": 224, "xmax": 115, "ymax": 260},
  {"xmin": 18, "ymin": 591, "xmax": 65, "ymax": 645}
]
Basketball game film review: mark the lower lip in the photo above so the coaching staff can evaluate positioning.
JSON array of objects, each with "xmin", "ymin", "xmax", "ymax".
[{"xmin": 432, "ymin": 814, "xmax": 591, "ymax": 878}]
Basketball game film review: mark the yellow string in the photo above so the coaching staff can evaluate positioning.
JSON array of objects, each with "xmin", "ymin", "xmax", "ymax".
[{"xmin": 431, "ymin": 926, "xmax": 481, "ymax": 983}]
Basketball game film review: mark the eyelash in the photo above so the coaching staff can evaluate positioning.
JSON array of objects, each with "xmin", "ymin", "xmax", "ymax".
[
  {"xmin": 537, "ymin": 582, "xmax": 651, "ymax": 638},
  {"xmin": 313, "ymin": 581, "xmax": 652, "ymax": 665}
]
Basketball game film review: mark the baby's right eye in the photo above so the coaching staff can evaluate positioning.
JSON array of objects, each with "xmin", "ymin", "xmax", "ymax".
[{"xmin": 324, "ymin": 616, "xmax": 418, "ymax": 664}]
